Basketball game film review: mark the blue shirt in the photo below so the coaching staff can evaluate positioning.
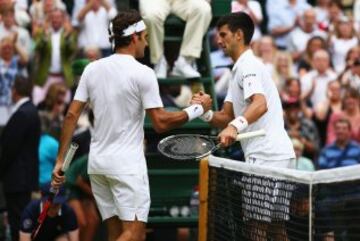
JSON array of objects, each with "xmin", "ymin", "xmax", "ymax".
[
  {"xmin": 267, "ymin": 1, "xmax": 310, "ymax": 48},
  {"xmin": 318, "ymin": 141, "xmax": 360, "ymax": 169},
  {"xmin": 20, "ymin": 200, "xmax": 77, "ymax": 241},
  {"xmin": 39, "ymin": 134, "xmax": 59, "ymax": 186}
]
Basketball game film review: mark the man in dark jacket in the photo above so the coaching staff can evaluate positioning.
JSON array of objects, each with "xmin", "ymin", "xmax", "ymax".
[{"xmin": 0, "ymin": 76, "xmax": 41, "ymax": 241}]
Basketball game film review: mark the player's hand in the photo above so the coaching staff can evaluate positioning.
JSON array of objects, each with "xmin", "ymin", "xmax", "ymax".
[
  {"xmin": 51, "ymin": 162, "xmax": 65, "ymax": 189},
  {"xmin": 218, "ymin": 125, "xmax": 238, "ymax": 147},
  {"xmin": 191, "ymin": 91, "xmax": 212, "ymax": 112}
]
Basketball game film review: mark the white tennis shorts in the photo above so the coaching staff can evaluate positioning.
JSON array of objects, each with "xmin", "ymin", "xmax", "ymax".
[{"xmin": 89, "ymin": 173, "xmax": 150, "ymax": 222}]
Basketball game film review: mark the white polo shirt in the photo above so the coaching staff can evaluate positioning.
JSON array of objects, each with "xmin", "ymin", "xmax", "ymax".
[
  {"xmin": 74, "ymin": 54, "xmax": 163, "ymax": 175},
  {"xmin": 225, "ymin": 49, "xmax": 295, "ymax": 161}
]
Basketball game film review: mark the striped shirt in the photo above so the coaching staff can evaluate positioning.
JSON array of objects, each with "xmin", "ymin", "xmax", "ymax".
[{"xmin": 318, "ymin": 141, "xmax": 360, "ymax": 169}]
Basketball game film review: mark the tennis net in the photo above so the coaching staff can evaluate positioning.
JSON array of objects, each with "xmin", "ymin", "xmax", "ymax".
[{"xmin": 206, "ymin": 156, "xmax": 360, "ymax": 241}]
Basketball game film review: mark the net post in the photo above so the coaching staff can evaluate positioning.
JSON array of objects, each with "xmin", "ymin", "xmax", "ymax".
[
  {"xmin": 198, "ymin": 158, "xmax": 209, "ymax": 241},
  {"xmin": 309, "ymin": 183, "xmax": 313, "ymax": 241}
]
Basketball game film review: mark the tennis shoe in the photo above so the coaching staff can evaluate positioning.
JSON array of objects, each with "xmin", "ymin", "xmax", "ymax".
[{"xmin": 171, "ymin": 56, "xmax": 200, "ymax": 78}]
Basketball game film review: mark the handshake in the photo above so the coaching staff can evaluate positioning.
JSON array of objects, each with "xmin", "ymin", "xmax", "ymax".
[{"xmin": 183, "ymin": 91, "xmax": 214, "ymax": 122}]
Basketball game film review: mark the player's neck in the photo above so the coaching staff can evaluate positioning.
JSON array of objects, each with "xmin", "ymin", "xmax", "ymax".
[
  {"xmin": 115, "ymin": 47, "xmax": 136, "ymax": 57},
  {"xmin": 233, "ymin": 46, "xmax": 251, "ymax": 62}
]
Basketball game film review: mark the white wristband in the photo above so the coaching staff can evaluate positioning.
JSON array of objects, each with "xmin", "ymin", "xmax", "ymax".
[
  {"xmin": 229, "ymin": 116, "xmax": 248, "ymax": 133},
  {"xmin": 184, "ymin": 104, "xmax": 204, "ymax": 121},
  {"xmin": 200, "ymin": 110, "xmax": 214, "ymax": 122}
]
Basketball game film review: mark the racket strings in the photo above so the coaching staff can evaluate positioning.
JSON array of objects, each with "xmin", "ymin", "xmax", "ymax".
[{"xmin": 158, "ymin": 135, "xmax": 215, "ymax": 160}]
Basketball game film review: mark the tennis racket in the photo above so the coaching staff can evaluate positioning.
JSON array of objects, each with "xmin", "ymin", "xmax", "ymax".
[
  {"xmin": 158, "ymin": 129, "xmax": 266, "ymax": 160},
  {"xmin": 31, "ymin": 142, "xmax": 79, "ymax": 240}
]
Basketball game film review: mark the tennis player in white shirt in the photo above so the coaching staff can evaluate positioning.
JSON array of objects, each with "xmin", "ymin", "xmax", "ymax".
[
  {"xmin": 51, "ymin": 10, "xmax": 211, "ymax": 241},
  {"xmin": 193, "ymin": 12, "xmax": 296, "ymax": 241}
]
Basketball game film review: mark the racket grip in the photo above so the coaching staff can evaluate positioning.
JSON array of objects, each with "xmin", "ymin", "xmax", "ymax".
[
  {"xmin": 236, "ymin": 129, "xmax": 266, "ymax": 141},
  {"xmin": 61, "ymin": 142, "xmax": 79, "ymax": 172}
]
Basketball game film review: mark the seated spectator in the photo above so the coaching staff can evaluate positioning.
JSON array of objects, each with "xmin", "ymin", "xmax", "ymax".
[
  {"xmin": 76, "ymin": 0, "xmax": 117, "ymax": 57},
  {"xmin": 0, "ymin": 36, "xmax": 28, "ymax": 127},
  {"xmin": 140, "ymin": 0, "xmax": 211, "ymax": 78},
  {"xmin": 19, "ymin": 184, "xmax": 79, "ymax": 241},
  {"xmin": 313, "ymin": 80, "xmax": 342, "ymax": 146},
  {"xmin": 329, "ymin": 16, "xmax": 359, "ymax": 74},
  {"xmin": 341, "ymin": 57, "xmax": 360, "ymax": 92},
  {"xmin": 0, "ymin": 5, "xmax": 32, "ymax": 57},
  {"xmin": 342, "ymin": 46, "xmax": 360, "ymax": 72},
  {"xmin": 319, "ymin": 117, "xmax": 360, "ymax": 169},
  {"xmin": 287, "ymin": 8, "xmax": 327, "ymax": 61},
  {"xmin": 267, "ymin": 0, "xmax": 311, "ymax": 49},
  {"xmin": 300, "ymin": 49, "xmax": 337, "ymax": 109},
  {"xmin": 280, "ymin": 77, "xmax": 301, "ymax": 103},
  {"xmin": 65, "ymin": 155, "xmax": 99, "ymax": 241},
  {"xmin": 37, "ymin": 83, "xmax": 67, "ymax": 140},
  {"xmin": 327, "ymin": 88, "xmax": 360, "ymax": 144},
  {"xmin": 316, "ymin": 119, "xmax": 360, "ymax": 241},
  {"xmin": 283, "ymin": 100, "xmax": 320, "ymax": 159},
  {"xmin": 292, "ymin": 138, "xmax": 315, "ymax": 171},
  {"xmin": 272, "ymin": 51, "xmax": 295, "ymax": 89},
  {"xmin": 32, "ymin": 8, "xmax": 77, "ymax": 105},
  {"xmin": 256, "ymin": 36, "xmax": 277, "ymax": 75},
  {"xmin": 231, "ymin": 0, "xmax": 263, "ymax": 41},
  {"xmin": 297, "ymin": 36, "xmax": 327, "ymax": 76}
]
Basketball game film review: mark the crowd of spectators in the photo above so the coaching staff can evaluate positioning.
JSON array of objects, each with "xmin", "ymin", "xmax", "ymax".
[{"xmin": 0, "ymin": 0, "xmax": 359, "ymax": 240}]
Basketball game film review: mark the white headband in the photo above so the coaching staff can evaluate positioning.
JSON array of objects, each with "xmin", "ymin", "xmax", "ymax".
[{"xmin": 122, "ymin": 20, "xmax": 146, "ymax": 36}]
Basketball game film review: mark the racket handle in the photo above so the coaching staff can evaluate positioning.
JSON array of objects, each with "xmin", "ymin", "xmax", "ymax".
[
  {"xmin": 236, "ymin": 129, "xmax": 266, "ymax": 141},
  {"xmin": 61, "ymin": 142, "xmax": 79, "ymax": 172}
]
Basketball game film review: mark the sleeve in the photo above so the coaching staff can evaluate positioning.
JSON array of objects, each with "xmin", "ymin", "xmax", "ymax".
[
  {"xmin": 242, "ymin": 63, "xmax": 265, "ymax": 100},
  {"xmin": 74, "ymin": 64, "xmax": 92, "ymax": 102},
  {"xmin": 63, "ymin": 205, "xmax": 78, "ymax": 232},
  {"xmin": 138, "ymin": 68, "xmax": 164, "ymax": 109}
]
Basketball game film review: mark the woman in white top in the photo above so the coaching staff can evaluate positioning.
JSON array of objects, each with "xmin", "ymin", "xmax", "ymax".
[{"xmin": 329, "ymin": 16, "xmax": 359, "ymax": 74}]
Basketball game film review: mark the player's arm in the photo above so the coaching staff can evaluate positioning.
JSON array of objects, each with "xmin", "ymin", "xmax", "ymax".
[
  {"xmin": 52, "ymin": 100, "xmax": 86, "ymax": 189},
  {"xmin": 242, "ymin": 94, "xmax": 268, "ymax": 123},
  {"xmin": 218, "ymin": 94, "xmax": 267, "ymax": 146},
  {"xmin": 207, "ymin": 101, "xmax": 235, "ymax": 128},
  {"xmin": 19, "ymin": 231, "xmax": 31, "ymax": 241},
  {"xmin": 68, "ymin": 229, "xmax": 80, "ymax": 241},
  {"xmin": 147, "ymin": 98, "xmax": 212, "ymax": 133}
]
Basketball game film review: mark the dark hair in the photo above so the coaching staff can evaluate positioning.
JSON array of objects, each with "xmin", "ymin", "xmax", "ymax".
[
  {"xmin": 216, "ymin": 12, "xmax": 254, "ymax": 45},
  {"xmin": 109, "ymin": 10, "xmax": 142, "ymax": 49},
  {"xmin": 13, "ymin": 75, "xmax": 32, "ymax": 97}
]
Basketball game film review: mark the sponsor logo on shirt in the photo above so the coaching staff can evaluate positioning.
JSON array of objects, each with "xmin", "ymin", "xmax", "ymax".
[{"xmin": 244, "ymin": 73, "xmax": 256, "ymax": 79}]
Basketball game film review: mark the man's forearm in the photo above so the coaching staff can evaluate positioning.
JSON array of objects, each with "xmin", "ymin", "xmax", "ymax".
[{"xmin": 209, "ymin": 110, "xmax": 234, "ymax": 128}]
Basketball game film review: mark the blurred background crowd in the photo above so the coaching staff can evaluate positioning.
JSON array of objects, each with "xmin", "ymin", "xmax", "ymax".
[{"xmin": 0, "ymin": 0, "xmax": 360, "ymax": 240}]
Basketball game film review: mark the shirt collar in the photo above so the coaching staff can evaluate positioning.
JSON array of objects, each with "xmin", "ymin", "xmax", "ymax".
[
  {"xmin": 12, "ymin": 97, "xmax": 29, "ymax": 114},
  {"xmin": 232, "ymin": 49, "xmax": 253, "ymax": 72}
]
